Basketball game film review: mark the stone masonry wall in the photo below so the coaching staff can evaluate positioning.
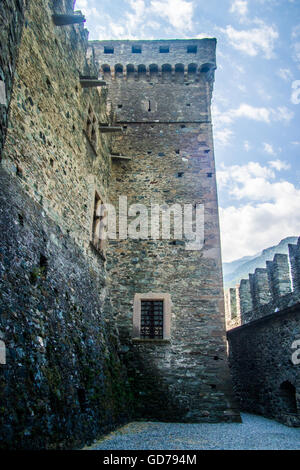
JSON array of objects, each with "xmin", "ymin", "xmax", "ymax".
[
  {"xmin": 92, "ymin": 40, "xmax": 240, "ymax": 423},
  {"xmin": 0, "ymin": 0, "xmax": 26, "ymax": 157},
  {"xmin": 226, "ymin": 239, "xmax": 300, "ymax": 426},
  {"xmin": 0, "ymin": 0, "xmax": 132, "ymax": 449},
  {"xmin": 228, "ymin": 304, "xmax": 300, "ymax": 427}
]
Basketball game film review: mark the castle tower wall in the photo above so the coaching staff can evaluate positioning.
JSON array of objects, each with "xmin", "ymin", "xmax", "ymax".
[
  {"xmin": 0, "ymin": 0, "xmax": 26, "ymax": 158},
  {"xmin": 92, "ymin": 40, "xmax": 240, "ymax": 422},
  {"xmin": 0, "ymin": 1, "xmax": 132, "ymax": 449}
]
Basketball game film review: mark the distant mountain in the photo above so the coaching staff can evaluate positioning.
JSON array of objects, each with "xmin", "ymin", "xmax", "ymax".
[{"xmin": 223, "ymin": 236, "xmax": 298, "ymax": 290}]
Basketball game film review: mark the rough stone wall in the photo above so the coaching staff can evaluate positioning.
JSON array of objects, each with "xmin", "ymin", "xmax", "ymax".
[
  {"xmin": 92, "ymin": 40, "xmax": 240, "ymax": 423},
  {"xmin": 227, "ymin": 304, "xmax": 300, "ymax": 427},
  {"xmin": 0, "ymin": 0, "xmax": 26, "ymax": 158},
  {"xmin": 227, "ymin": 238, "xmax": 300, "ymax": 426},
  {"xmin": 0, "ymin": 0, "xmax": 132, "ymax": 449}
]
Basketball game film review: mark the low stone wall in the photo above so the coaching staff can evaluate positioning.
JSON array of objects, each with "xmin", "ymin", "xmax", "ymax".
[{"xmin": 227, "ymin": 303, "xmax": 300, "ymax": 427}]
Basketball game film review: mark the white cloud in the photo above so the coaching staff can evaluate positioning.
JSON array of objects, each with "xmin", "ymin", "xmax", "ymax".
[
  {"xmin": 150, "ymin": 0, "xmax": 194, "ymax": 30},
  {"xmin": 277, "ymin": 68, "xmax": 293, "ymax": 81},
  {"xmin": 75, "ymin": 0, "xmax": 88, "ymax": 8},
  {"xmin": 263, "ymin": 142, "xmax": 276, "ymax": 155},
  {"xmin": 269, "ymin": 160, "xmax": 290, "ymax": 171},
  {"xmin": 292, "ymin": 42, "xmax": 300, "ymax": 64},
  {"xmin": 291, "ymin": 80, "xmax": 300, "ymax": 104},
  {"xmin": 244, "ymin": 141, "xmax": 251, "ymax": 151},
  {"xmin": 220, "ymin": 21, "xmax": 279, "ymax": 59},
  {"xmin": 213, "ymin": 103, "xmax": 294, "ymax": 129},
  {"xmin": 214, "ymin": 128, "xmax": 234, "ymax": 147},
  {"xmin": 230, "ymin": 0, "xmax": 248, "ymax": 17},
  {"xmin": 218, "ymin": 161, "xmax": 299, "ymax": 262}
]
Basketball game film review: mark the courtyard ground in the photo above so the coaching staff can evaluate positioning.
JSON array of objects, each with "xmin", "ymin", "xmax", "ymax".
[{"xmin": 85, "ymin": 413, "xmax": 300, "ymax": 450}]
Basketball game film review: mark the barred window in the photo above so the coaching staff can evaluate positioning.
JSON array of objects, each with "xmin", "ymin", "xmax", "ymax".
[
  {"xmin": 140, "ymin": 300, "xmax": 164, "ymax": 339},
  {"xmin": 133, "ymin": 293, "xmax": 171, "ymax": 341}
]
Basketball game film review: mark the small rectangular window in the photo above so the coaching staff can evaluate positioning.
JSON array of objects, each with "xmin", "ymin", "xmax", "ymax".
[
  {"xmin": 132, "ymin": 45, "xmax": 142, "ymax": 53},
  {"xmin": 133, "ymin": 293, "xmax": 171, "ymax": 341},
  {"xmin": 104, "ymin": 46, "xmax": 114, "ymax": 54},
  {"xmin": 187, "ymin": 45, "xmax": 197, "ymax": 53},
  {"xmin": 141, "ymin": 300, "xmax": 164, "ymax": 339},
  {"xmin": 159, "ymin": 46, "xmax": 169, "ymax": 53}
]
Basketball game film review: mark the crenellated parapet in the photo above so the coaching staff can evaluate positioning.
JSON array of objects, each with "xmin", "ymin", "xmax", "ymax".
[
  {"xmin": 266, "ymin": 254, "xmax": 292, "ymax": 298},
  {"xmin": 289, "ymin": 238, "xmax": 300, "ymax": 293},
  {"xmin": 225, "ymin": 236, "xmax": 300, "ymax": 329},
  {"xmin": 90, "ymin": 39, "xmax": 216, "ymax": 83},
  {"xmin": 98, "ymin": 62, "xmax": 215, "ymax": 83}
]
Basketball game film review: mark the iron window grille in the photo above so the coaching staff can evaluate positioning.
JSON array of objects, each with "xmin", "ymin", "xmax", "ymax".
[{"xmin": 140, "ymin": 300, "xmax": 164, "ymax": 339}]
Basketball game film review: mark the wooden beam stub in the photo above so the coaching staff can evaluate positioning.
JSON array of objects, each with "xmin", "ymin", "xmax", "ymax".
[{"xmin": 52, "ymin": 14, "xmax": 86, "ymax": 26}]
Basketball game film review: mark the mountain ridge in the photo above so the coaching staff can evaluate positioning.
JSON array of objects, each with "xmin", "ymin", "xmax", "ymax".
[{"xmin": 223, "ymin": 236, "xmax": 298, "ymax": 290}]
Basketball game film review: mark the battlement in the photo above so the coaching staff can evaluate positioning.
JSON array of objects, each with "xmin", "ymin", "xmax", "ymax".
[
  {"xmin": 225, "ymin": 236, "xmax": 300, "ymax": 328},
  {"xmin": 90, "ymin": 39, "xmax": 216, "ymax": 82}
]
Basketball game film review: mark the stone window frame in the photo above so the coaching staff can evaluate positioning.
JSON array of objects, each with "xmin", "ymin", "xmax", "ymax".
[
  {"xmin": 85, "ymin": 105, "xmax": 98, "ymax": 155},
  {"xmin": 133, "ymin": 293, "xmax": 171, "ymax": 342},
  {"xmin": 89, "ymin": 188, "xmax": 107, "ymax": 259}
]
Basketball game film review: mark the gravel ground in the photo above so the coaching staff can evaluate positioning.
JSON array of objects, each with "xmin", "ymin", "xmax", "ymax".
[{"xmin": 86, "ymin": 413, "xmax": 300, "ymax": 450}]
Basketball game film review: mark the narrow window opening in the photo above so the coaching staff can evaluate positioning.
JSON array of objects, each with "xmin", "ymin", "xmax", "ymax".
[
  {"xmin": 118, "ymin": 104, "xmax": 123, "ymax": 109},
  {"xmin": 132, "ymin": 45, "xmax": 142, "ymax": 53},
  {"xmin": 175, "ymin": 149, "xmax": 180, "ymax": 154},
  {"xmin": 18, "ymin": 214, "xmax": 24, "ymax": 226},
  {"xmin": 187, "ymin": 45, "xmax": 197, "ymax": 53},
  {"xmin": 148, "ymin": 100, "xmax": 151, "ymax": 112},
  {"xmin": 40, "ymin": 254, "xmax": 48, "ymax": 277},
  {"xmin": 207, "ymin": 173, "xmax": 213, "ymax": 178},
  {"xmin": 86, "ymin": 106, "xmax": 97, "ymax": 149},
  {"xmin": 177, "ymin": 172, "xmax": 184, "ymax": 178},
  {"xmin": 141, "ymin": 300, "xmax": 164, "ymax": 339},
  {"xmin": 159, "ymin": 46, "xmax": 169, "ymax": 53},
  {"xmin": 77, "ymin": 388, "xmax": 87, "ymax": 412},
  {"xmin": 16, "ymin": 165, "xmax": 23, "ymax": 178},
  {"xmin": 104, "ymin": 46, "xmax": 114, "ymax": 54}
]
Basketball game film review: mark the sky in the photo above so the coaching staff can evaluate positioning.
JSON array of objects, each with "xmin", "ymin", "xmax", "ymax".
[{"xmin": 75, "ymin": 0, "xmax": 300, "ymax": 262}]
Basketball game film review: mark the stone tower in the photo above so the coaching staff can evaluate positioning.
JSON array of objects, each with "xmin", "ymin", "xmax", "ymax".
[{"xmin": 91, "ymin": 39, "xmax": 239, "ymax": 422}]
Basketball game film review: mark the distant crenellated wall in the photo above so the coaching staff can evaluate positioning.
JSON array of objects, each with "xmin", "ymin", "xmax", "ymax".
[{"xmin": 225, "ymin": 237, "xmax": 300, "ymax": 328}]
